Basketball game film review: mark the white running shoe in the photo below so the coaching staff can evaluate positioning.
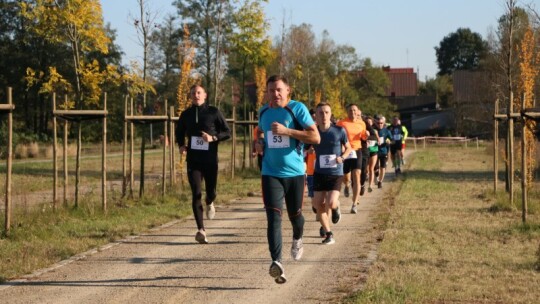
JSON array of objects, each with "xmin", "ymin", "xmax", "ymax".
[
  {"xmin": 269, "ymin": 261, "xmax": 286, "ymax": 284},
  {"xmin": 195, "ymin": 231, "xmax": 208, "ymax": 244},
  {"xmin": 206, "ymin": 203, "xmax": 216, "ymax": 220},
  {"xmin": 291, "ymin": 238, "xmax": 304, "ymax": 261}
]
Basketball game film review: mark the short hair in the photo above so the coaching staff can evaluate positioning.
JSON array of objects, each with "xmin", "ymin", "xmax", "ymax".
[
  {"xmin": 345, "ymin": 103, "xmax": 359, "ymax": 110},
  {"xmin": 266, "ymin": 75, "xmax": 289, "ymax": 86},
  {"xmin": 189, "ymin": 84, "xmax": 205, "ymax": 94},
  {"xmin": 316, "ymin": 102, "xmax": 331, "ymax": 109}
]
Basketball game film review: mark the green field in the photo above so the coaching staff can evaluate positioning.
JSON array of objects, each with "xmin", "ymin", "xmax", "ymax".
[{"xmin": 348, "ymin": 146, "xmax": 540, "ymax": 304}]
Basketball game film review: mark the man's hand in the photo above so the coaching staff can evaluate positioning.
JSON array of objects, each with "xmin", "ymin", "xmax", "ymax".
[
  {"xmin": 200, "ymin": 131, "xmax": 215, "ymax": 142},
  {"xmin": 271, "ymin": 122, "xmax": 289, "ymax": 136}
]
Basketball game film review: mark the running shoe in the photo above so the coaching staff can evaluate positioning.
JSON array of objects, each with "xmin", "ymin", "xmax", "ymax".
[
  {"xmin": 319, "ymin": 226, "xmax": 326, "ymax": 238},
  {"xmin": 378, "ymin": 181, "xmax": 382, "ymax": 189},
  {"xmin": 331, "ymin": 207, "xmax": 341, "ymax": 224},
  {"xmin": 312, "ymin": 206, "xmax": 317, "ymax": 213},
  {"xmin": 344, "ymin": 184, "xmax": 350, "ymax": 197},
  {"xmin": 206, "ymin": 202, "xmax": 216, "ymax": 220},
  {"xmin": 351, "ymin": 204, "xmax": 358, "ymax": 214},
  {"xmin": 368, "ymin": 187, "xmax": 373, "ymax": 193},
  {"xmin": 195, "ymin": 231, "xmax": 208, "ymax": 244},
  {"xmin": 291, "ymin": 238, "xmax": 304, "ymax": 261},
  {"xmin": 360, "ymin": 185, "xmax": 366, "ymax": 196},
  {"xmin": 322, "ymin": 233, "xmax": 335, "ymax": 245},
  {"xmin": 269, "ymin": 261, "xmax": 287, "ymax": 284}
]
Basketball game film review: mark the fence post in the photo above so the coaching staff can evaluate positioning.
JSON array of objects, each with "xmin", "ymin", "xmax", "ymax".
[
  {"xmin": 102, "ymin": 93, "xmax": 107, "ymax": 211},
  {"xmin": 231, "ymin": 104, "xmax": 236, "ymax": 179},
  {"xmin": 52, "ymin": 93, "xmax": 58, "ymax": 210},
  {"xmin": 4, "ymin": 87, "xmax": 13, "ymax": 234},
  {"xmin": 122, "ymin": 95, "xmax": 128, "ymax": 197},
  {"xmin": 162, "ymin": 100, "xmax": 167, "ymax": 198},
  {"xmin": 494, "ymin": 98, "xmax": 499, "ymax": 193}
]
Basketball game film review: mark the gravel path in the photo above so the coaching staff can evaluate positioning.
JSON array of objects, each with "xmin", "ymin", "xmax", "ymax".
[{"xmin": 0, "ymin": 172, "xmax": 398, "ymax": 303}]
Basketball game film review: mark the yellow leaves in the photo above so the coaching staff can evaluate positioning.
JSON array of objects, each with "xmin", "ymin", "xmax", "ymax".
[
  {"xmin": 122, "ymin": 61, "xmax": 157, "ymax": 99},
  {"xmin": 176, "ymin": 24, "xmax": 197, "ymax": 116},
  {"xmin": 20, "ymin": 0, "xmax": 110, "ymax": 54},
  {"xmin": 517, "ymin": 26, "xmax": 538, "ymax": 110},
  {"xmin": 254, "ymin": 66, "xmax": 267, "ymax": 109}
]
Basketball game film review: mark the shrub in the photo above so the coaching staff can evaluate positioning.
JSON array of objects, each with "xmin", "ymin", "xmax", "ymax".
[
  {"xmin": 27, "ymin": 142, "xmax": 39, "ymax": 158},
  {"xmin": 14, "ymin": 144, "xmax": 28, "ymax": 159}
]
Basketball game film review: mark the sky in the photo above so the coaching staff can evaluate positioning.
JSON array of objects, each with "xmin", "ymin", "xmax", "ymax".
[{"xmin": 101, "ymin": 0, "xmax": 539, "ymax": 81}]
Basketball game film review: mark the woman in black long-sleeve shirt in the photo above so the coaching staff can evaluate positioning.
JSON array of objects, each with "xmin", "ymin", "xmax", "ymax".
[{"xmin": 176, "ymin": 85, "xmax": 231, "ymax": 244}]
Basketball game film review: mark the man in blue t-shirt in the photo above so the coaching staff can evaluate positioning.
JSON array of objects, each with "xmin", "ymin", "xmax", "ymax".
[
  {"xmin": 312, "ymin": 102, "xmax": 352, "ymax": 245},
  {"xmin": 254, "ymin": 75, "xmax": 320, "ymax": 284}
]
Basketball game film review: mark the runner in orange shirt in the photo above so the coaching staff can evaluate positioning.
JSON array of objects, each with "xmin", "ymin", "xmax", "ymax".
[{"xmin": 336, "ymin": 104, "xmax": 367, "ymax": 214}]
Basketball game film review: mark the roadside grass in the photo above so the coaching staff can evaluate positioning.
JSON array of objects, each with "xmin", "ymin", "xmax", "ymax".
[
  {"xmin": 0, "ymin": 165, "xmax": 261, "ymax": 283},
  {"xmin": 347, "ymin": 146, "xmax": 540, "ymax": 304}
]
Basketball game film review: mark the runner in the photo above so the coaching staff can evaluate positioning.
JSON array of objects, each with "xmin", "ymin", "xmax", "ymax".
[
  {"xmin": 336, "ymin": 104, "xmax": 367, "ymax": 214},
  {"xmin": 252, "ymin": 125, "xmax": 263, "ymax": 170},
  {"xmin": 399, "ymin": 119, "xmax": 409, "ymax": 165},
  {"xmin": 304, "ymin": 109, "xmax": 317, "ymax": 218},
  {"xmin": 312, "ymin": 102, "xmax": 352, "ymax": 244},
  {"xmin": 375, "ymin": 116, "xmax": 393, "ymax": 188},
  {"xmin": 176, "ymin": 84, "xmax": 231, "ymax": 244},
  {"xmin": 365, "ymin": 116, "xmax": 380, "ymax": 192},
  {"xmin": 254, "ymin": 75, "xmax": 320, "ymax": 284},
  {"xmin": 388, "ymin": 116, "xmax": 405, "ymax": 174}
]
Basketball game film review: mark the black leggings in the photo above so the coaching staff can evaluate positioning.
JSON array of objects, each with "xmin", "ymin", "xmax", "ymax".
[
  {"xmin": 262, "ymin": 175, "xmax": 305, "ymax": 262},
  {"xmin": 360, "ymin": 151, "xmax": 369, "ymax": 187},
  {"xmin": 187, "ymin": 161, "xmax": 218, "ymax": 230}
]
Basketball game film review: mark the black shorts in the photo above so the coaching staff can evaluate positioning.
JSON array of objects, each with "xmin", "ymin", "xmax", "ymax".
[
  {"xmin": 313, "ymin": 173, "xmax": 344, "ymax": 192},
  {"xmin": 343, "ymin": 149, "xmax": 363, "ymax": 173},
  {"xmin": 378, "ymin": 154, "xmax": 388, "ymax": 169},
  {"xmin": 390, "ymin": 144, "xmax": 402, "ymax": 154}
]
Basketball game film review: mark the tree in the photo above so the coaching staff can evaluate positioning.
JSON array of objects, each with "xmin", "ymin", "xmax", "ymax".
[
  {"xmin": 174, "ymin": 0, "xmax": 234, "ymax": 103},
  {"xmin": 435, "ymin": 28, "xmax": 487, "ymax": 75},
  {"xmin": 149, "ymin": 14, "xmax": 182, "ymax": 102},
  {"xmin": 354, "ymin": 58, "xmax": 394, "ymax": 118},
  {"xmin": 20, "ymin": 0, "xmax": 115, "ymax": 207},
  {"xmin": 229, "ymin": 0, "xmax": 272, "ymax": 169},
  {"xmin": 419, "ymin": 75, "xmax": 453, "ymax": 107}
]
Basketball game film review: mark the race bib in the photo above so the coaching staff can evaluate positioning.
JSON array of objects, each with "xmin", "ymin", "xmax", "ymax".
[
  {"xmin": 346, "ymin": 150, "xmax": 357, "ymax": 159},
  {"xmin": 267, "ymin": 131, "xmax": 290, "ymax": 148},
  {"xmin": 319, "ymin": 154, "xmax": 337, "ymax": 168},
  {"xmin": 190, "ymin": 136, "xmax": 209, "ymax": 150},
  {"xmin": 368, "ymin": 140, "xmax": 377, "ymax": 147},
  {"xmin": 393, "ymin": 134, "xmax": 402, "ymax": 141}
]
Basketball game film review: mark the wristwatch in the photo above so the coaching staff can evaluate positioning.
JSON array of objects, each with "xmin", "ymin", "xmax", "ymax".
[{"xmin": 212, "ymin": 135, "xmax": 218, "ymax": 142}]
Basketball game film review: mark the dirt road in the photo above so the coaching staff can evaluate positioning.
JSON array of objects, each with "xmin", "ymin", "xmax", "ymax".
[{"xmin": 0, "ymin": 173, "xmax": 398, "ymax": 303}]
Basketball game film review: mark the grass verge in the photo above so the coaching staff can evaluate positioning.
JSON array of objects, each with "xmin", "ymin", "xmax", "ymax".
[
  {"xmin": 347, "ymin": 147, "xmax": 540, "ymax": 304},
  {"xmin": 0, "ymin": 168, "xmax": 261, "ymax": 282}
]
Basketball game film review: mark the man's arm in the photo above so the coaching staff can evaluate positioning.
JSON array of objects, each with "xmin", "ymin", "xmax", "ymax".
[{"xmin": 272, "ymin": 122, "xmax": 320, "ymax": 145}]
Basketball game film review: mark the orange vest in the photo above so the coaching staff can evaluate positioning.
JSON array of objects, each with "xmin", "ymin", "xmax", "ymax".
[{"xmin": 337, "ymin": 118, "xmax": 367, "ymax": 150}]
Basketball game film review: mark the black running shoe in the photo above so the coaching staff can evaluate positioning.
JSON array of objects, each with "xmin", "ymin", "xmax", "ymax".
[
  {"xmin": 322, "ymin": 233, "xmax": 335, "ymax": 245},
  {"xmin": 319, "ymin": 226, "xmax": 325, "ymax": 238},
  {"xmin": 378, "ymin": 181, "xmax": 382, "ymax": 188},
  {"xmin": 331, "ymin": 207, "xmax": 341, "ymax": 224},
  {"xmin": 360, "ymin": 185, "xmax": 366, "ymax": 196}
]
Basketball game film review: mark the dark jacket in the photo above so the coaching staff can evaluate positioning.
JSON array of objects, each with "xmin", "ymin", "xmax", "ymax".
[{"xmin": 176, "ymin": 103, "xmax": 231, "ymax": 163}]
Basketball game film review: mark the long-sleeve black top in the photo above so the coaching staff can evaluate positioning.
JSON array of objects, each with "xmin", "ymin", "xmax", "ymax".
[{"xmin": 176, "ymin": 103, "xmax": 231, "ymax": 163}]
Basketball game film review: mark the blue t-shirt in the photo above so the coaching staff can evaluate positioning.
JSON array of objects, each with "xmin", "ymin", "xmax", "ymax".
[
  {"xmin": 313, "ymin": 125, "xmax": 348, "ymax": 176},
  {"xmin": 258, "ymin": 100, "xmax": 315, "ymax": 177},
  {"xmin": 377, "ymin": 127, "xmax": 393, "ymax": 155}
]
